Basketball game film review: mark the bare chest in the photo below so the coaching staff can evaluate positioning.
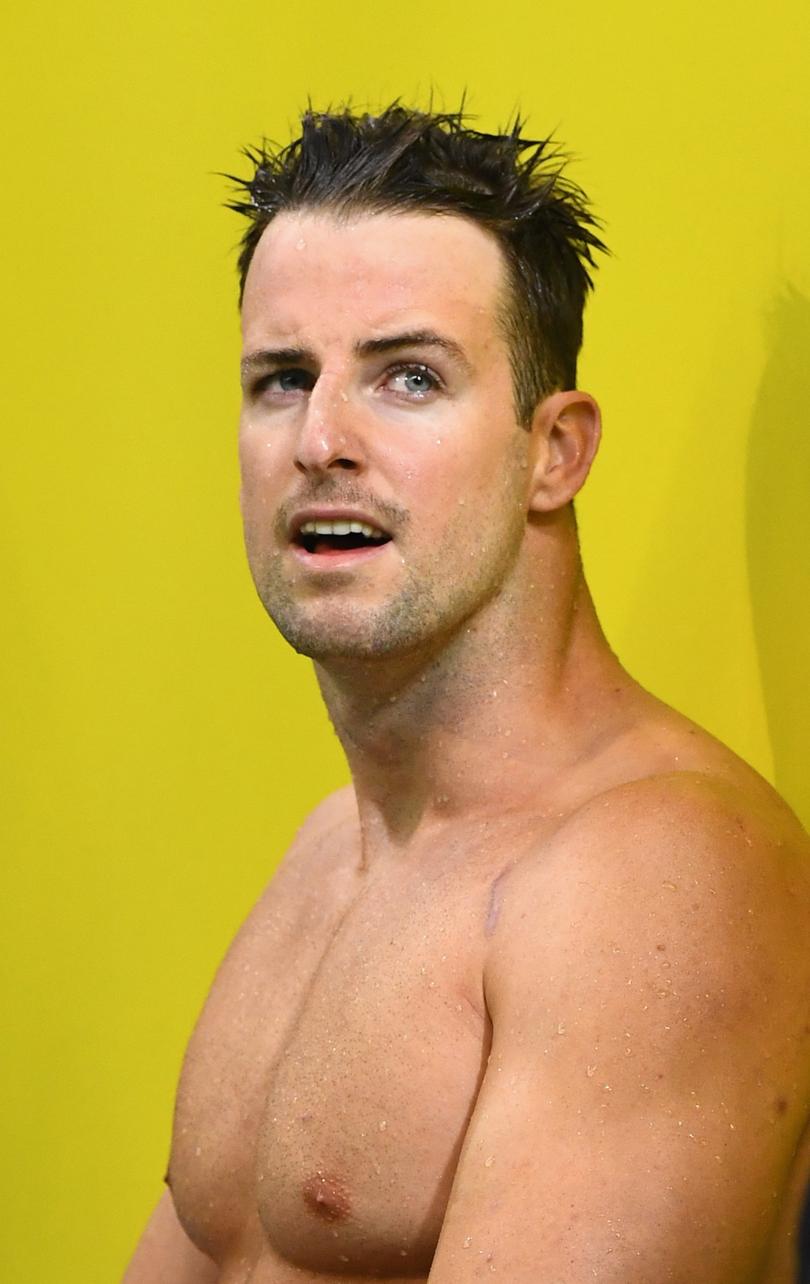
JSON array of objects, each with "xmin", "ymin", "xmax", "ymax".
[{"xmin": 168, "ymin": 852, "xmax": 495, "ymax": 1277}]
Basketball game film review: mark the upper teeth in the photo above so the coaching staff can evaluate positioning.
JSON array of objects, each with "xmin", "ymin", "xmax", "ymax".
[{"xmin": 299, "ymin": 520, "xmax": 386, "ymax": 538}]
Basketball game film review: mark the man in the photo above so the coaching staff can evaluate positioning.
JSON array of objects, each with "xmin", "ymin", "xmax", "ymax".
[{"xmin": 124, "ymin": 104, "xmax": 810, "ymax": 1282}]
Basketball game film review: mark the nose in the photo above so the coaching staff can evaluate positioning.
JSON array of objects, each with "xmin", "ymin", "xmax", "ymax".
[{"xmin": 293, "ymin": 378, "xmax": 361, "ymax": 476}]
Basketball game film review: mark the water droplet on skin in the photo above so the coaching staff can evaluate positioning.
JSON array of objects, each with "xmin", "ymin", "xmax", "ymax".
[
  {"xmin": 662, "ymin": 880, "xmax": 678, "ymax": 890},
  {"xmin": 463, "ymin": 1236, "xmax": 472, "ymax": 1249},
  {"xmin": 379, "ymin": 1120, "xmax": 387, "ymax": 1130},
  {"xmin": 484, "ymin": 1155, "xmax": 495, "ymax": 1167},
  {"xmin": 340, "ymin": 391, "xmax": 348, "ymax": 402},
  {"xmin": 586, "ymin": 1064, "xmax": 597, "ymax": 1077},
  {"xmin": 557, "ymin": 1022, "xmax": 566, "ymax": 1034}
]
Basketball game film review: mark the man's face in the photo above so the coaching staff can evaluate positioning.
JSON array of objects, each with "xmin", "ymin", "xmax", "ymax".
[{"xmin": 238, "ymin": 208, "xmax": 535, "ymax": 661}]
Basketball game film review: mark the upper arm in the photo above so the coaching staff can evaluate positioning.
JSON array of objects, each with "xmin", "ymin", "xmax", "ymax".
[
  {"xmin": 122, "ymin": 1189, "xmax": 219, "ymax": 1284},
  {"xmin": 428, "ymin": 776, "xmax": 810, "ymax": 1283}
]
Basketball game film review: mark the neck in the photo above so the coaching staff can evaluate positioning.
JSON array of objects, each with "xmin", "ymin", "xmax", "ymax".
[{"xmin": 313, "ymin": 531, "xmax": 633, "ymax": 869}]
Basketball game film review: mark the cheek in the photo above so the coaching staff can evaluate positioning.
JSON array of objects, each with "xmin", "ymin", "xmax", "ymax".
[
  {"xmin": 238, "ymin": 419, "xmax": 284, "ymax": 493},
  {"xmin": 420, "ymin": 428, "xmax": 526, "ymax": 514},
  {"xmin": 237, "ymin": 438, "xmax": 285, "ymax": 544},
  {"xmin": 402, "ymin": 448, "xmax": 523, "ymax": 567}
]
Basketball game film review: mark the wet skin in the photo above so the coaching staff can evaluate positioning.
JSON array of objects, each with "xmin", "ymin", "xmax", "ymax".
[{"xmin": 123, "ymin": 210, "xmax": 810, "ymax": 1283}]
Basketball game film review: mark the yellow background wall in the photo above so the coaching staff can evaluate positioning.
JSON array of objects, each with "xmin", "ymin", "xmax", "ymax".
[{"xmin": 2, "ymin": 2, "xmax": 808, "ymax": 1278}]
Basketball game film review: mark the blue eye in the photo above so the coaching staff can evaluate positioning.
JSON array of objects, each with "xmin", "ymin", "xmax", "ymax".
[
  {"xmin": 258, "ymin": 368, "xmax": 314, "ymax": 394},
  {"xmin": 387, "ymin": 363, "xmax": 441, "ymax": 397}
]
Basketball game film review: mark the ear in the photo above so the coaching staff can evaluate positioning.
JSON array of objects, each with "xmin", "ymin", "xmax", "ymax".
[{"xmin": 527, "ymin": 389, "xmax": 602, "ymax": 513}]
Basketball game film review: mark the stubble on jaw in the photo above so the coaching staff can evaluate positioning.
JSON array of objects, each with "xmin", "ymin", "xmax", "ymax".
[
  {"xmin": 252, "ymin": 556, "xmax": 443, "ymax": 661},
  {"xmin": 241, "ymin": 487, "xmax": 437, "ymax": 660},
  {"xmin": 248, "ymin": 487, "xmax": 528, "ymax": 666}
]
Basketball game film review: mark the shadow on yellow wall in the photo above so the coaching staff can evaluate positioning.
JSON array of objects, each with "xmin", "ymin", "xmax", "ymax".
[{"xmin": 746, "ymin": 286, "xmax": 810, "ymax": 832}]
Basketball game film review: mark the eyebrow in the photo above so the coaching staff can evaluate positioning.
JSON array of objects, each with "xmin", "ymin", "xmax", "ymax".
[{"xmin": 240, "ymin": 329, "xmax": 473, "ymax": 382}]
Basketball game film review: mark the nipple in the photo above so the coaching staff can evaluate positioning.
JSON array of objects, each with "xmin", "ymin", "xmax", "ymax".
[{"xmin": 302, "ymin": 1170, "xmax": 352, "ymax": 1222}]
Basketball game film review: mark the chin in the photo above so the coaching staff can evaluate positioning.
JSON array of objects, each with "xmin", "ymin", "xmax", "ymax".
[
  {"xmin": 259, "ymin": 578, "xmax": 443, "ymax": 662},
  {"xmin": 275, "ymin": 621, "xmax": 426, "ymax": 662},
  {"xmin": 266, "ymin": 606, "xmax": 444, "ymax": 663}
]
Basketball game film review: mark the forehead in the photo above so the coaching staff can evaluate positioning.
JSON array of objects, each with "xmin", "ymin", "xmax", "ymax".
[{"xmin": 240, "ymin": 208, "xmax": 510, "ymax": 351}]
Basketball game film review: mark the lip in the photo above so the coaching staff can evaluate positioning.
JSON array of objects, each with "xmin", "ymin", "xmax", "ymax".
[
  {"xmin": 291, "ymin": 541, "xmax": 393, "ymax": 570},
  {"xmin": 286, "ymin": 505, "xmax": 395, "ymax": 571}
]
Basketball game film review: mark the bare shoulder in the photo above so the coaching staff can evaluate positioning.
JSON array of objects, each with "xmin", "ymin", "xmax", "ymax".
[
  {"xmin": 271, "ymin": 782, "xmax": 358, "ymax": 882},
  {"xmin": 206, "ymin": 783, "xmax": 359, "ymax": 970},
  {"xmin": 596, "ymin": 767, "xmax": 807, "ymax": 909},
  {"xmin": 486, "ymin": 767, "xmax": 810, "ymax": 1101},
  {"xmin": 514, "ymin": 766, "xmax": 809, "ymax": 918},
  {"xmin": 568, "ymin": 766, "xmax": 807, "ymax": 880},
  {"xmin": 436, "ymin": 772, "xmax": 810, "ymax": 1282},
  {"xmin": 491, "ymin": 765, "xmax": 810, "ymax": 965},
  {"xmin": 246, "ymin": 782, "xmax": 359, "ymax": 907},
  {"xmin": 175, "ymin": 784, "xmax": 359, "ymax": 1085}
]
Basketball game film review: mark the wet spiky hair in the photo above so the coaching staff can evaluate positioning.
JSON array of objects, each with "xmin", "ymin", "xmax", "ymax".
[{"xmin": 225, "ymin": 101, "xmax": 607, "ymax": 424}]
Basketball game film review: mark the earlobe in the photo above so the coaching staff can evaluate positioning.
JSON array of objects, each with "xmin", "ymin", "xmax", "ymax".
[{"xmin": 528, "ymin": 390, "xmax": 602, "ymax": 513}]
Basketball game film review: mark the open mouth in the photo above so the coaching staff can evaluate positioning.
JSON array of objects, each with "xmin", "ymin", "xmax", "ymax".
[{"xmin": 293, "ymin": 520, "xmax": 393, "ymax": 558}]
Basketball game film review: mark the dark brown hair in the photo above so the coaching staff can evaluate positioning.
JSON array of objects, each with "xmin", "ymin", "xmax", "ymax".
[{"xmin": 226, "ymin": 102, "xmax": 607, "ymax": 425}]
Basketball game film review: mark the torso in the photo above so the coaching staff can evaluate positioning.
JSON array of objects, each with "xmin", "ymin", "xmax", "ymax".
[
  {"xmin": 167, "ymin": 709, "xmax": 810, "ymax": 1283},
  {"xmin": 169, "ymin": 805, "xmax": 513, "ymax": 1282}
]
